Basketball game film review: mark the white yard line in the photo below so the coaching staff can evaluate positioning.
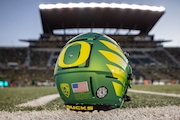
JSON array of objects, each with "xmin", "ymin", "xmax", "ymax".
[
  {"xmin": 17, "ymin": 94, "xmax": 59, "ymax": 107},
  {"xmin": 1, "ymin": 106, "xmax": 180, "ymax": 120},
  {"xmin": 17, "ymin": 89, "xmax": 180, "ymax": 107},
  {"xmin": 129, "ymin": 89, "xmax": 180, "ymax": 98},
  {"xmin": 3, "ymin": 90, "xmax": 180, "ymax": 119}
]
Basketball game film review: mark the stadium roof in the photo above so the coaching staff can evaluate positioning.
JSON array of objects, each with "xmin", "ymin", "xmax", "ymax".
[{"xmin": 39, "ymin": 3, "xmax": 165, "ymax": 35}]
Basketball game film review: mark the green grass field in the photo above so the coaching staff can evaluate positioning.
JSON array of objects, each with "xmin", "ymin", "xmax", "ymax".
[
  {"xmin": 131, "ymin": 84, "xmax": 180, "ymax": 94},
  {"xmin": 0, "ymin": 87, "xmax": 58, "ymax": 111},
  {"xmin": 0, "ymin": 85, "xmax": 180, "ymax": 112}
]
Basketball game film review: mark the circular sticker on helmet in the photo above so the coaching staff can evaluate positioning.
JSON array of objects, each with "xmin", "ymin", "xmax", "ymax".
[{"xmin": 96, "ymin": 86, "xmax": 108, "ymax": 99}]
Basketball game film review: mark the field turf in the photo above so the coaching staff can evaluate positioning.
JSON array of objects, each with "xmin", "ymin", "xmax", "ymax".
[
  {"xmin": 0, "ymin": 85, "xmax": 180, "ymax": 112},
  {"xmin": 131, "ymin": 84, "xmax": 180, "ymax": 94}
]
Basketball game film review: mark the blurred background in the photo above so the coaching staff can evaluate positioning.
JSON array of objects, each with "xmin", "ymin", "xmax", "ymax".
[{"xmin": 0, "ymin": 1, "xmax": 180, "ymax": 87}]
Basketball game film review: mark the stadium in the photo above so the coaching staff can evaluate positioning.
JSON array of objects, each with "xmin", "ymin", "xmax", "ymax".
[{"xmin": 0, "ymin": 2, "xmax": 180, "ymax": 120}]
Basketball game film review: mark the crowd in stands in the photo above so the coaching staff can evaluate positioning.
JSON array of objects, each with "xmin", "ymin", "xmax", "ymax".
[
  {"xmin": 0, "ymin": 69, "xmax": 54, "ymax": 87},
  {"xmin": 146, "ymin": 50, "xmax": 178, "ymax": 68},
  {"xmin": 166, "ymin": 48, "xmax": 180, "ymax": 62},
  {"xmin": 0, "ymin": 47, "xmax": 27, "ymax": 68},
  {"xmin": 30, "ymin": 50, "xmax": 51, "ymax": 67},
  {"xmin": 126, "ymin": 48, "xmax": 180, "ymax": 81}
]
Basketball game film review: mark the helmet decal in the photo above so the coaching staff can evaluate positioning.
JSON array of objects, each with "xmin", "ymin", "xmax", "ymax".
[
  {"xmin": 96, "ymin": 86, "xmax": 108, "ymax": 99},
  {"xmin": 60, "ymin": 83, "xmax": 70, "ymax": 98},
  {"xmin": 58, "ymin": 41, "xmax": 91, "ymax": 68},
  {"xmin": 71, "ymin": 81, "xmax": 89, "ymax": 93}
]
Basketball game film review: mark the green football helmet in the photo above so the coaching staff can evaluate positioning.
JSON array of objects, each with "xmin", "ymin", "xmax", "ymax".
[{"xmin": 54, "ymin": 32, "xmax": 132, "ymax": 111}]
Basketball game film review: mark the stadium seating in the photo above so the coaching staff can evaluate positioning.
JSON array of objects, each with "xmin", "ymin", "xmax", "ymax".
[
  {"xmin": 165, "ymin": 48, "xmax": 180, "ymax": 62},
  {"xmin": 30, "ymin": 50, "xmax": 51, "ymax": 67},
  {"xmin": 0, "ymin": 47, "xmax": 27, "ymax": 68},
  {"xmin": 146, "ymin": 49, "xmax": 179, "ymax": 68},
  {"xmin": 0, "ymin": 47, "xmax": 180, "ymax": 85}
]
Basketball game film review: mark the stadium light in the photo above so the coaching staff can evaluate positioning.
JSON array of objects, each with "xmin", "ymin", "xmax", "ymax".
[{"xmin": 39, "ymin": 2, "xmax": 165, "ymax": 12}]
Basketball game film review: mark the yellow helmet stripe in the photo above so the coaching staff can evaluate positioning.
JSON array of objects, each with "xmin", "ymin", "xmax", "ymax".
[
  {"xmin": 106, "ymin": 64, "xmax": 126, "ymax": 85},
  {"xmin": 99, "ymin": 50, "xmax": 127, "ymax": 70},
  {"xmin": 112, "ymin": 81, "xmax": 124, "ymax": 97},
  {"xmin": 100, "ymin": 40, "xmax": 128, "ymax": 63}
]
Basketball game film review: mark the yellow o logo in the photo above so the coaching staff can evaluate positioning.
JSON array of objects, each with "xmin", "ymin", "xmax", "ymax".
[{"xmin": 58, "ymin": 41, "xmax": 91, "ymax": 68}]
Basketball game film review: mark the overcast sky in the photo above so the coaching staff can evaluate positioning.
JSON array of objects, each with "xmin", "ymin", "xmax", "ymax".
[{"xmin": 0, "ymin": 0, "xmax": 180, "ymax": 47}]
